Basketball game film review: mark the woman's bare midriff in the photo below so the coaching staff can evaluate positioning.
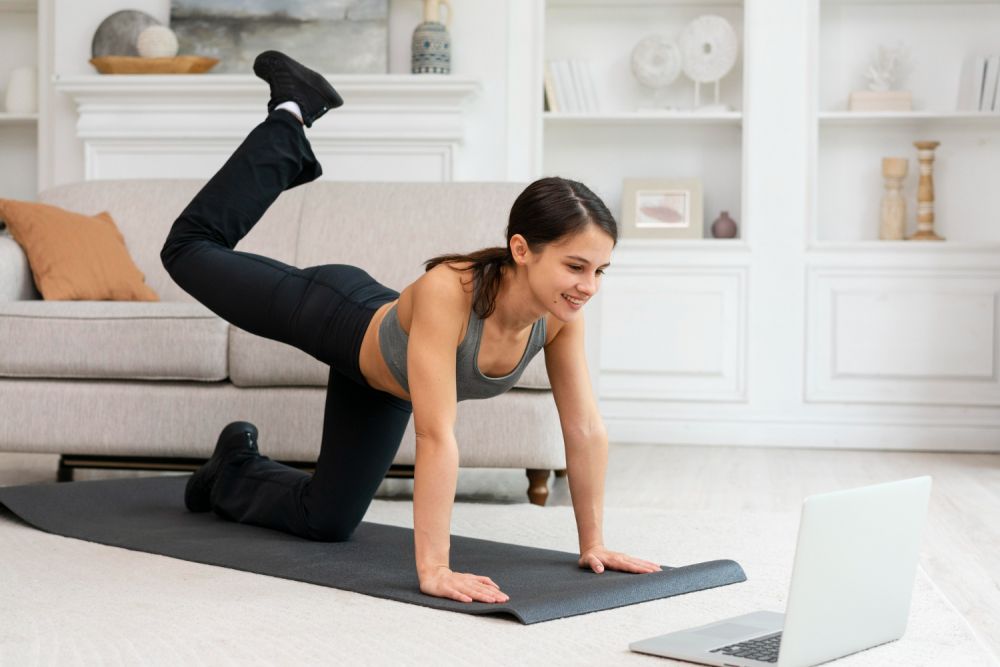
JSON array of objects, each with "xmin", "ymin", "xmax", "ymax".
[
  {"xmin": 359, "ymin": 298, "xmax": 411, "ymax": 401},
  {"xmin": 357, "ymin": 264, "xmax": 561, "ymax": 402}
]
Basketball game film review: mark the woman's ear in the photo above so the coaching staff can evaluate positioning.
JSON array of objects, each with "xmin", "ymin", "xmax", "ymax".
[{"xmin": 509, "ymin": 234, "xmax": 530, "ymax": 265}]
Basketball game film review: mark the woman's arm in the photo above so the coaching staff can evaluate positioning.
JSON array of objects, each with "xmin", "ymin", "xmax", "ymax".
[
  {"xmin": 407, "ymin": 268, "xmax": 509, "ymax": 603},
  {"xmin": 545, "ymin": 313, "xmax": 661, "ymax": 575},
  {"xmin": 544, "ymin": 313, "xmax": 607, "ymax": 551}
]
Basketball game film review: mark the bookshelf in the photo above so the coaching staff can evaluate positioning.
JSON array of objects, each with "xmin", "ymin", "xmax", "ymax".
[
  {"xmin": 540, "ymin": 0, "xmax": 745, "ymax": 240},
  {"xmin": 813, "ymin": 0, "xmax": 1000, "ymax": 244},
  {"xmin": 0, "ymin": 0, "xmax": 40, "ymax": 201}
]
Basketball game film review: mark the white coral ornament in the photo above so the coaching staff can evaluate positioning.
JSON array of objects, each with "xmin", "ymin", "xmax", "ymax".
[{"xmin": 136, "ymin": 25, "xmax": 179, "ymax": 59}]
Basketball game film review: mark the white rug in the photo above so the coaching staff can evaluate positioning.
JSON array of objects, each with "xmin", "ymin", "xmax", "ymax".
[{"xmin": 0, "ymin": 497, "xmax": 994, "ymax": 666}]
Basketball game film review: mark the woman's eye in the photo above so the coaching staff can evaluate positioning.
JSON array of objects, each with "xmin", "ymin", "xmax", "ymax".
[
  {"xmin": 596, "ymin": 269, "xmax": 605, "ymax": 276},
  {"xmin": 569, "ymin": 265, "xmax": 582, "ymax": 271}
]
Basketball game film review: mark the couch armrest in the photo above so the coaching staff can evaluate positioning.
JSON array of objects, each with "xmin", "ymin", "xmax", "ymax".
[{"xmin": 0, "ymin": 232, "xmax": 40, "ymax": 301}]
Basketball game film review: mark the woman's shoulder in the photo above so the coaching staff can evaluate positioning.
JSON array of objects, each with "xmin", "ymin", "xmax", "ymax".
[
  {"xmin": 404, "ymin": 262, "xmax": 475, "ymax": 313},
  {"xmin": 422, "ymin": 261, "xmax": 476, "ymax": 294}
]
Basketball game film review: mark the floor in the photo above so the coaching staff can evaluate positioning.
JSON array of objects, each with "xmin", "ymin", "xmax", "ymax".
[{"xmin": 2, "ymin": 444, "xmax": 998, "ymax": 661}]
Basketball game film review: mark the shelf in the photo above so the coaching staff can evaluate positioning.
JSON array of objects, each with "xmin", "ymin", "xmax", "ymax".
[
  {"xmin": 0, "ymin": 112, "xmax": 37, "ymax": 124},
  {"xmin": 808, "ymin": 240, "xmax": 1000, "ymax": 253},
  {"xmin": 617, "ymin": 238, "xmax": 749, "ymax": 251},
  {"xmin": 54, "ymin": 74, "xmax": 481, "ymax": 109},
  {"xmin": 544, "ymin": 111, "xmax": 743, "ymax": 126},
  {"xmin": 818, "ymin": 111, "xmax": 1000, "ymax": 127},
  {"xmin": 823, "ymin": 0, "xmax": 998, "ymax": 4},
  {"xmin": 547, "ymin": 0, "xmax": 741, "ymax": 6}
]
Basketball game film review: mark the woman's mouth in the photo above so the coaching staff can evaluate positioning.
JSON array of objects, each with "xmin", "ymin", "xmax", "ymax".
[{"xmin": 562, "ymin": 293, "xmax": 585, "ymax": 309}]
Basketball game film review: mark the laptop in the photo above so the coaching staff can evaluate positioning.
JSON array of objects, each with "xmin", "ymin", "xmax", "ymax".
[{"xmin": 629, "ymin": 476, "xmax": 932, "ymax": 667}]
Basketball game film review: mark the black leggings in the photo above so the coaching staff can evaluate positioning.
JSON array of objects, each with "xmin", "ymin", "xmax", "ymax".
[{"xmin": 161, "ymin": 110, "xmax": 413, "ymax": 542}]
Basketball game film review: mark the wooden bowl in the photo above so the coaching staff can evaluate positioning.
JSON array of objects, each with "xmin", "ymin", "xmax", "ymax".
[{"xmin": 89, "ymin": 56, "xmax": 219, "ymax": 75}]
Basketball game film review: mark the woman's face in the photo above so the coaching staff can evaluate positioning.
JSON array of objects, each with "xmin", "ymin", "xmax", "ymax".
[{"xmin": 514, "ymin": 224, "xmax": 614, "ymax": 322}]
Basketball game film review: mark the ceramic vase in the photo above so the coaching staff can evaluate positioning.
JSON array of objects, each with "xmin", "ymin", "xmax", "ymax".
[
  {"xmin": 412, "ymin": 0, "xmax": 452, "ymax": 74},
  {"xmin": 879, "ymin": 157, "xmax": 907, "ymax": 240},
  {"xmin": 710, "ymin": 211, "xmax": 738, "ymax": 238}
]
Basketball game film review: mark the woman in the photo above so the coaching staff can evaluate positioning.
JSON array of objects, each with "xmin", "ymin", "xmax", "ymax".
[{"xmin": 160, "ymin": 51, "xmax": 661, "ymax": 606}]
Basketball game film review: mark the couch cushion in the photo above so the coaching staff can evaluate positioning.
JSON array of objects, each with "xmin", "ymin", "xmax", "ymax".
[
  {"xmin": 0, "ymin": 301, "xmax": 228, "ymax": 381},
  {"xmin": 229, "ymin": 326, "xmax": 551, "ymax": 390},
  {"xmin": 0, "ymin": 199, "xmax": 158, "ymax": 301},
  {"xmin": 37, "ymin": 180, "xmax": 304, "ymax": 303}
]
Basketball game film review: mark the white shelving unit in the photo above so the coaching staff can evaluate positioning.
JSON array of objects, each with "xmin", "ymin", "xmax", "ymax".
[
  {"xmin": 541, "ymin": 0, "xmax": 745, "ymax": 240},
  {"xmin": 0, "ymin": 0, "xmax": 40, "ymax": 201},
  {"xmin": 528, "ymin": 0, "xmax": 1000, "ymax": 450},
  {"xmin": 813, "ymin": 0, "xmax": 1000, "ymax": 244}
]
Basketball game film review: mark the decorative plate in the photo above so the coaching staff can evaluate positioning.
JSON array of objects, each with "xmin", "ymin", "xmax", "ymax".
[
  {"xmin": 677, "ymin": 15, "xmax": 739, "ymax": 83},
  {"xmin": 630, "ymin": 35, "xmax": 682, "ymax": 89}
]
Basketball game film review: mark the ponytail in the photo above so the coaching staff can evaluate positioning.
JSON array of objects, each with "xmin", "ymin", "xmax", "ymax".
[{"xmin": 423, "ymin": 247, "xmax": 512, "ymax": 319}]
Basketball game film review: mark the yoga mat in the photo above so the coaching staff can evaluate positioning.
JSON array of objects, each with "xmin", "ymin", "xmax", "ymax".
[{"xmin": 0, "ymin": 476, "xmax": 746, "ymax": 624}]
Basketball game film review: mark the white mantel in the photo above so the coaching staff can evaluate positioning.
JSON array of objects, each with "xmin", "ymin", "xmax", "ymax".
[{"xmin": 53, "ymin": 74, "xmax": 481, "ymax": 182}]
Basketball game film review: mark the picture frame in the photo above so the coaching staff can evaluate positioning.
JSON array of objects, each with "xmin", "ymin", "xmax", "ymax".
[{"xmin": 620, "ymin": 178, "xmax": 704, "ymax": 239}]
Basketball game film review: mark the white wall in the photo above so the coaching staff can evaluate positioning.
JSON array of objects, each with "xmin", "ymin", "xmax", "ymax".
[{"xmin": 45, "ymin": 0, "xmax": 517, "ymax": 189}]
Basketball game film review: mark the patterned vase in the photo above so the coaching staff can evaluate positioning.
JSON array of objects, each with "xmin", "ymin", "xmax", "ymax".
[{"xmin": 411, "ymin": 21, "xmax": 451, "ymax": 74}]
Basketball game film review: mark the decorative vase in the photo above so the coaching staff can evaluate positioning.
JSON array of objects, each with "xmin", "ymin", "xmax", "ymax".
[
  {"xmin": 411, "ymin": 0, "xmax": 452, "ymax": 74},
  {"xmin": 879, "ymin": 157, "xmax": 907, "ymax": 240},
  {"xmin": 710, "ymin": 210, "xmax": 738, "ymax": 238},
  {"xmin": 4, "ymin": 66, "xmax": 37, "ymax": 114}
]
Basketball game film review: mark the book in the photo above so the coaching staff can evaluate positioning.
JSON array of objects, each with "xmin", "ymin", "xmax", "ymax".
[
  {"xmin": 543, "ymin": 62, "xmax": 559, "ymax": 112},
  {"xmin": 556, "ymin": 59, "xmax": 581, "ymax": 113},
  {"xmin": 980, "ymin": 54, "xmax": 999, "ymax": 112},
  {"xmin": 956, "ymin": 54, "xmax": 986, "ymax": 111},
  {"xmin": 574, "ymin": 60, "xmax": 600, "ymax": 113}
]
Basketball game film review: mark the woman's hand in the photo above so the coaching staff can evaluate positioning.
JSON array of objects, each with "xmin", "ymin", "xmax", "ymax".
[
  {"xmin": 419, "ymin": 566, "xmax": 510, "ymax": 604},
  {"xmin": 578, "ymin": 545, "xmax": 662, "ymax": 574}
]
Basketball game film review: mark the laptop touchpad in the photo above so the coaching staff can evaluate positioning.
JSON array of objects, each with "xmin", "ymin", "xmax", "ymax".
[{"xmin": 693, "ymin": 623, "xmax": 763, "ymax": 641}]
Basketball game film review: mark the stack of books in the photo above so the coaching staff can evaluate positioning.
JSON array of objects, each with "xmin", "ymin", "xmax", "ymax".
[{"xmin": 544, "ymin": 59, "xmax": 599, "ymax": 113}]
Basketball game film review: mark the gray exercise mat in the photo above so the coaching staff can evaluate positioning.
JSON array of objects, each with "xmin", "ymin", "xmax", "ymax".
[{"xmin": 0, "ymin": 476, "xmax": 746, "ymax": 624}]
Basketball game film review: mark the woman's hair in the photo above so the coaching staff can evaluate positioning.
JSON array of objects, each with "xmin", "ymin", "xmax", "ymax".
[{"xmin": 423, "ymin": 176, "xmax": 617, "ymax": 318}]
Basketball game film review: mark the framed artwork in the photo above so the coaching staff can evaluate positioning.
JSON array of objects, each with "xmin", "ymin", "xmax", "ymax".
[
  {"xmin": 620, "ymin": 178, "xmax": 704, "ymax": 239},
  {"xmin": 170, "ymin": 0, "xmax": 388, "ymax": 74}
]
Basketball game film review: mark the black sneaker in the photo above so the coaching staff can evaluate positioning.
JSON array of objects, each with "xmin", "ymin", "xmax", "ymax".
[
  {"xmin": 184, "ymin": 421, "xmax": 260, "ymax": 513},
  {"xmin": 253, "ymin": 50, "xmax": 344, "ymax": 128}
]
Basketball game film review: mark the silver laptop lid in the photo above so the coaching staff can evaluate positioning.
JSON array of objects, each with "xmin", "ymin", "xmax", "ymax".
[{"xmin": 778, "ymin": 476, "xmax": 932, "ymax": 667}]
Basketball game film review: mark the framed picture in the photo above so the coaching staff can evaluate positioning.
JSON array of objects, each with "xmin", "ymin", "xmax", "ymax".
[{"xmin": 620, "ymin": 178, "xmax": 704, "ymax": 239}]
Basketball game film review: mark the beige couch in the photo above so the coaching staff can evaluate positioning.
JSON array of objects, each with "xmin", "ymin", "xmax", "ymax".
[{"xmin": 0, "ymin": 180, "xmax": 566, "ymax": 504}]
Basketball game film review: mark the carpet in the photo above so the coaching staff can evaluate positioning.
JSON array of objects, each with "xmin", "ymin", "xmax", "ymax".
[
  {"xmin": 0, "ymin": 476, "xmax": 745, "ymax": 625},
  {"xmin": 0, "ymin": 484, "xmax": 994, "ymax": 665}
]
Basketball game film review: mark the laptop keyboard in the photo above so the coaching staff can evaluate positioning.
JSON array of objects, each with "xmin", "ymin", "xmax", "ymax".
[{"xmin": 709, "ymin": 631, "xmax": 782, "ymax": 663}]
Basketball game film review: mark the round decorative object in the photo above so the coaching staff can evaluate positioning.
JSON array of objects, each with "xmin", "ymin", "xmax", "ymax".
[
  {"xmin": 91, "ymin": 10, "xmax": 162, "ymax": 58},
  {"xmin": 710, "ymin": 210, "xmax": 738, "ymax": 238},
  {"xmin": 677, "ymin": 15, "xmax": 738, "ymax": 83},
  {"xmin": 411, "ymin": 21, "xmax": 451, "ymax": 74},
  {"xmin": 136, "ymin": 26, "xmax": 178, "ymax": 59},
  {"xmin": 630, "ymin": 35, "xmax": 682, "ymax": 89}
]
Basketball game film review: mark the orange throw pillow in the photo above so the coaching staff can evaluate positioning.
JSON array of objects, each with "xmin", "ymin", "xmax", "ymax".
[{"xmin": 0, "ymin": 198, "xmax": 159, "ymax": 301}]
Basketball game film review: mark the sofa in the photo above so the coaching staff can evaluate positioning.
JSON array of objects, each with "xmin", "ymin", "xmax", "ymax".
[{"xmin": 0, "ymin": 179, "xmax": 567, "ymax": 504}]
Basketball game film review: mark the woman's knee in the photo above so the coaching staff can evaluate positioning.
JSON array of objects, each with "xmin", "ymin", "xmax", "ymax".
[{"xmin": 306, "ymin": 515, "xmax": 361, "ymax": 543}]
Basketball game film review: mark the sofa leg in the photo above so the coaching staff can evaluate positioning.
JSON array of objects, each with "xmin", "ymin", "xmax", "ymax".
[
  {"xmin": 56, "ymin": 456, "xmax": 74, "ymax": 482},
  {"xmin": 554, "ymin": 469, "xmax": 567, "ymax": 478},
  {"xmin": 526, "ymin": 469, "xmax": 551, "ymax": 506}
]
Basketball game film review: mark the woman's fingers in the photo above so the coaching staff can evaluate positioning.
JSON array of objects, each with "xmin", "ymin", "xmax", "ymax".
[{"xmin": 454, "ymin": 580, "xmax": 508, "ymax": 604}]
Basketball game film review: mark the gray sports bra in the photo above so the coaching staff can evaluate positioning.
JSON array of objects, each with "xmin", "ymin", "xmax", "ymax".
[{"xmin": 377, "ymin": 277, "xmax": 547, "ymax": 402}]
